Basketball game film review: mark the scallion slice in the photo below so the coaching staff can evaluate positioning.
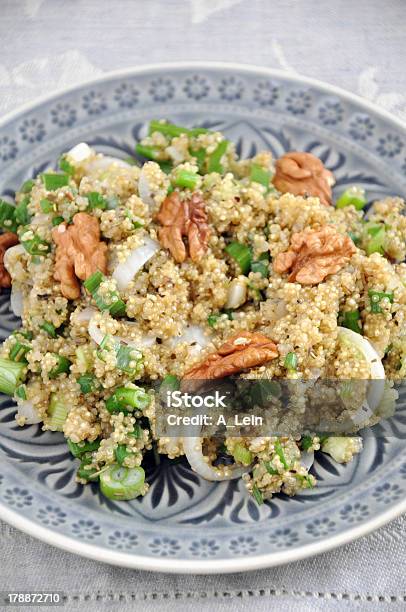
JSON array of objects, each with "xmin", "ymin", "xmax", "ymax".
[
  {"xmin": 172, "ymin": 169, "xmax": 199, "ymax": 190},
  {"xmin": 252, "ymin": 484, "xmax": 264, "ymax": 505},
  {"xmin": 368, "ymin": 289, "xmax": 394, "ymax": 314},
  {"xmin": 84, "ymin": 271, "xmax": 126, "ymax": 317},
  {"xmin": 148, "ymin": 120, "xmax": 209, "ymax": 138},
  {"xmin": 225, "ymin": 242, "xmax": 252, "ymax": 275},
  {"xmin": 40, "ymin": 198, "xmax": 55, "ymax": 213},
  {"xmin": 263, "ymin": 460, "xmax": 279, "ymax": 475},
  {"xmin": 232, "ymin": 443, "xmax": 253, "ymax": 466},
  {"xmin": 47, "ymin": 393, "xmax": 68, "ymax": 431},
  {"xmin": 339, "ymin": 310, "xmax": 362, "ymax": 333},
  {"xmin": 114, "ymin": 444, "xmax": 130, "ymax": 465},
  {"xmin": 284, "ymin": 352, "xmax": 298, "ymax": 371},
  {"xmin": 67, "ymin": 438, "xmax": 100, "ymax": 458},
  {"xmin": 0, "ymin": 358, "xmax": 26, "ymax": 395},
  {"xmin": 274, "ymin": 439, "xmax": 289, "ymax": 469},
  {"xmin": 100, "ymin": 465, "xmax": 145, "ymax": 500},
  {"xmin": 87, "ymin": 192, "xmax": 108, "ymax": 210},
  {"xmin": 15, "ymin": 196, "xmax": 31, "ymax": 226},
  {"xmin": 20, "ymin": 179, "xmax": 35, "ymax": 194},
  {"xmin": 250, "ymin": 164, "xmax": 271, "ymax": 188},
  {"xmin": 58, "ymin": 155, "xmax": 75, "ymax": 176},
  {"xmin": 49, "ymin": 355, "xmax": 71, "ymax": 379},
  {"xmin": 9, "ymin": 341, "xmax": 30, "ymax": 363},
  {"xmin": 336, "ymin": 186, "xmax": 367, "ymax": 210},
  {"xmin": 15, "ymin": 384, "xmax": 27, "ymax": 400},
  {"xmin": 207, "ymin": 140, "xmax": 228, "ymax": 174},
  {"xmin": 52, "ymin": 216, "xmax": 64, "ymax": 226},
  {"xmin": 41, "ymin": 173, "xmax": 70, "ymax": 191},
  {"xmin": 135, "ymin": 143, "xmax": 161, "ymax": 161},
  {"xmin": 77, "ymin": 373, "xmax": 99, "ymax": 394},
  {"xmin": 40, "ymin": 321, "xmax": 57, "ymax": 338},
  {"xmin": 0, "ymin": 199, "xmax": 17, "ymax": 232}
]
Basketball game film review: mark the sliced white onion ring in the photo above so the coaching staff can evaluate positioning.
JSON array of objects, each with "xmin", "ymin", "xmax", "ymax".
[
  {"xmin": 167, "ymin": 325, "xmax": 209, "ymax": 356},
  {"xmin": 338, "ymin": 326, "xmax": 385, "ymax": 413},
  {"xmin": 112, "ymin": 237, "xmax": 159, "ymax": 291},
  {"xmin": 67, "ymin": 142, "xmax": 92, "ymax": 162},
  {"xmin": 16, "ymin": 400, "xmax": 42, "ymax": 425},
  {"xmin": 3, "ymin": 244, "xmax": 26, "ymax": 275},
  {"xmin": 183, "ymin": 436, "xmax": 251, "ymax": 481},
  {"xmin": 87, "ymin": 155, "xmax": 132, "ymax": 173},
  {"xmin": 137, "ymin": 165, "xmax": 155, "ymax": 208},
  {"xmin": 10, "ymin": 288, "xmax": 23, "ymax": 317}
]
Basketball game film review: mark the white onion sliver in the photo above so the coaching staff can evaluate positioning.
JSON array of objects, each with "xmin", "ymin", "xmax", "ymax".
[
  {"xmin": 67, "ymin": 142, "xmax": 92, "ymax": 162},
  {"xmin": 87, "ymin": 155, "xmax": 131, "ymax": 173},
  {"xmin": 300, "ymin": 451, "xmax": 314, "ymax": 470},
  {"xmin": 168, "ymin": 325, "xmax": 209, "ymax": 352},
  {"xmin": 17, "ymin": 400, "xmax": 42, "ymax": 425},
  {"xmin": 3, "ymin": 244, "xmax": 25, "ymax": 274},
  {"xmin": 183, "ymin": 437, "xmax": 251, "ymax": 482},
  {"xmin": 138, "ymin": 167, "xmax": 155, "ymax": 207},
  {"xmin": 10, "ymin": 288, "xmax": 23, "ymax": 317},
  {"xmin": 75, "ymin": 307, "xmax": 97, "ymax": 323},
  {"xmin": 338, "ymin": 327, "xmax": 385, "ymax": 412},
  {"xmin": 113, "ymin": 237, "xmax": 159, "ymax": 291},
  {"xmin": 88, "ymin": 318, "xmax": 106, "ymax": 346}
]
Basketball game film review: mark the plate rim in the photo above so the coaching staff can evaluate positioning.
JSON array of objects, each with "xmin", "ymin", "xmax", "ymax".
[{"xmin": 1, "ymin": 60, "xmax": 405, "ymax": 573}]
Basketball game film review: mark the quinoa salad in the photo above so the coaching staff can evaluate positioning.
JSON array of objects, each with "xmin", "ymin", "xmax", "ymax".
[{"xmin": 0, "ymin": 119, "xmax": 404, "ymax": 504}]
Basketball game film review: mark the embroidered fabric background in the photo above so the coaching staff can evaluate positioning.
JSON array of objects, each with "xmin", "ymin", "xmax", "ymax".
[{"xmin": 0, "ymin": 0, "xmax": 405, "ymax": 608}]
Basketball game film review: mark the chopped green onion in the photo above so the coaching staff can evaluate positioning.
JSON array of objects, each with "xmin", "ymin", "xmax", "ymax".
[
  {"xmin": 14, "ymin": 329, "xmax": 33, "ymax": 341},
  {"xmin": 0, "ymin": 358, "xmax": 26, "ymax": 395},
  {"xmin": 148, "ymin": 120, "xmax": 209, "ymax": 138},
  {"xmin": 100, "ymin": 465, "xmax": 145, "ymax": 500},
  {"xmin": 250, "ymin": 164, "xmax": 271, "ymax": 188},
  {"xmin": 250, "ymin": 380, "xmax": 281, "ymax": 406},
  {"xmin": 40, "ymin": 198, "xmax": 55, "ymax": 213},
  {"xmin": 225, "ymin": 242, "xmax": 252, "ymax": 275},
  {"xmin": 115, "ymin": 444, "xmax": 130, "ymax": 465},
  {"xmin": 15, "ymin": 196, "xmax": 31, "ymax": 226},
  {"xmin": 364, "ymin": 223, "xmax": 386, "ymax": 256},
  {"xmin": 116, "ymin": 345, "xmax": 142, "ymax": 376},
  {"xmin": 274, "ymin": 439, "xmax": 289, "ymax": 469},
  {"xmin": 77, "ymin": 373, "xmax": 99, "ymax": 394},
  {"xmin": 20, "ymin": 229, "xmax": 51, "ymax": 256},
  {"xmin": 232, "ymin": 443, "xmax": 253, "ymax": 466},
  {"xmin": 47, "ymin": 393, "xmax": 68, "ymax": 431},
  {"xmin": 301, "ymin": 435, "xmax": 314, "ymax": 451},
  {"xmin": 128, "ymin": 423, "xmax": 142, "ymax": 439},
  {"xmin": 67, "ymin": 438, "xmax": 100, "ymax": 458},
  {"xmin": 59, "ymin": 155, "xmax": 74, "ymax": 176},
  {"xmin": 263, "ymin": 460, "xmax": 279, "ymax": 475},
  {"xmin": 340, "ymin": 310, "xmax": 362, "ymax": 334},
  {"xmin": 207, "ymin": 310, "xmax": 234, "ymax": 328},
  {"xmin": 77, "ymin": 460, "xmax": 99, "ymax": 481},
  {"xmin": 49, "ymin": 355, "xmax": 71, "ymax": 379},
  {"xmin": 15, "ymin": 384, "xmax": 27, "ymax": 400},
  {"xmin": 207, "ymin": 140, "xmax": 228, "ymax": 174},
  {"xmin": 336, "ymin": 186, "xmax": 367, "ymax": 210},
  {"xmin": 87, "ymin": 192, "xmax": 108, "ymax": 210},
  {"xmin": 41, "ymin": 173, "xmax": 70, "ymax": 191},
  {"xmin": 252, "ymin": 484, "xmax": 264, "ymax": 505},
  {"xmin": 40, "ymin": 321, "xmax": 57, "ymax": 338},
  {"xmin": 368, "ymin": 289, "xmax": 394, "ymax": 314},
  {"xmin": 9, "ymin": 341, "xmax": 30, "ymax": 363},
  {"xmin": 284, "ymin": 352, "xmax": 298, "ymax": 371},
  {"xmin": 190, "ymin": 147, "xmax": 206, "ymax": 173},
  {"xmin": 106, "ymin": 386, "xmax": 150, "ymax": 413},
  {"xmin": 135, "ymin": 143, "xmax": 161, "ymax": 161},
  {"xmin": 251, "ymin": 252, "xmax": 269, "ymax": 277},
  {"xmin": 295, "ymin": 474, "xmax": 314, "ymax": 488},
  {"xmin": 348, "ymin": 231, "xmax": 361, "ymax": 246},
  {"xmin": 159, "ymin": 375, "xmax": 180, "ymax": 403},
  {"xmin": 158, "ymin": 160, "xmax": 173, "ymax": 174},
  {"xmin": 84, "ymin": 271, "xmax": 126, "ymax": 317},
  {"xmin": 0, "ymin": 199, "xmax": 17, "ymax": 232},
  {"xmin": 20, "ymin": 179, "xmax": 35, "ymax": 194},
  {"xmin": 172, "ymin": 169, "xmax": 199, "ymax": 190},
  {"xmin": 52, "ymin": 216, "xmax": 64, "ymax": 226}
]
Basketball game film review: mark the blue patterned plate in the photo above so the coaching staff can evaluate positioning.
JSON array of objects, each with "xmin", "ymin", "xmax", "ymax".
[{"xmin": 0, "ymin": 63, "xmax": 406, "ymax": 573}]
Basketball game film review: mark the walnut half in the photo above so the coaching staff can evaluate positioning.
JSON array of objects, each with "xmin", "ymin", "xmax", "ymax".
[
  {"xmin": 272, "ymin": 151, "xmax": 335, "ymax": 206},
  {"xmin": 0, "ymin": 232, "xmax": 19, "ymax": 288},
  {"xmin": 184, "ymin": 331, "xmax": 278, "ymax": 380},
  {"xmin": 52, "ymin": 212, "xmax": 108, "ymax": 299},
  {"xmin": 273, "ymin": 225, "xmax": 356, "ymax": 285},
  {"xmin": 157, "ymin": 192, "xmax": 209, "ymax": 263}
]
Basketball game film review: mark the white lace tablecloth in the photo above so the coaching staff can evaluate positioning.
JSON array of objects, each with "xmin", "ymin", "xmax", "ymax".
[{"xmin": 1, "ymin": 0, "xmax": 406, "ymax": 609}]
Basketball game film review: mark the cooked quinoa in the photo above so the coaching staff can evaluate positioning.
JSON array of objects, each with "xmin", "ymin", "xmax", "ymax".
[{"xmin": 0, "ymin": 120, "xmax": 404, "ymax": 504}]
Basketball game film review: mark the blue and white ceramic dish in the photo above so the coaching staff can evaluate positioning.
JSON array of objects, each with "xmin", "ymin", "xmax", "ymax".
[{"xmin": 0, "ymin": 63, "xmax": 406, "ymax": 573}]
